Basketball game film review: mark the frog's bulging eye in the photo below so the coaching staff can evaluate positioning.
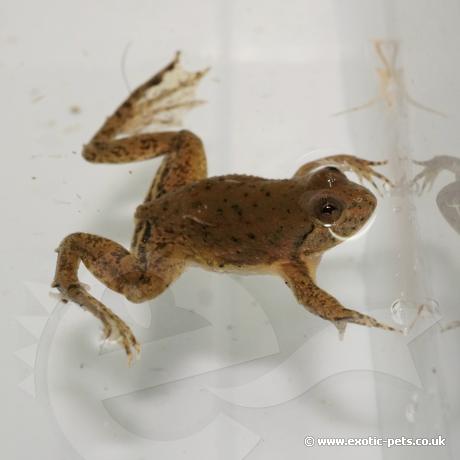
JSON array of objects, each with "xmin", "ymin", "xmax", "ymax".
[
  {"xmin": 310, "ymin": 194, "xmax": 344, "ymax": 226},
  {"xmin": 325, "ymin": 166, "xmax": 340, "ymax": 173},
  {"xmin": 321, "ymin": 202, "xmax": 336, "ymax": 214}
]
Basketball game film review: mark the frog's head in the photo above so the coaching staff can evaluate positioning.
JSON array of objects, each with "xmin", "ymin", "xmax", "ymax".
[{"xmin": 300, "ymin": 167, "xmax": 377, "ymax": 248}]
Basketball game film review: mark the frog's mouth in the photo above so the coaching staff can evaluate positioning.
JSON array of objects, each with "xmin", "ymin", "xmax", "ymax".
[
  {"xmin": 327, "ymin": 209, "xmax": 377, "ymax": 242},
  {"xmin": 327, "ymin": 226, "xmax": 349, "ymax": 241}
]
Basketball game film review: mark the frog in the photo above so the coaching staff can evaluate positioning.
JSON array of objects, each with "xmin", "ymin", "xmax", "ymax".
[
  {"xmin": 334, "ymin": 39, "xmax": 445, "ymax": 117},
  {"xmin": 52, "ymin": 52, "xmax": 398, "ymax": 364}
]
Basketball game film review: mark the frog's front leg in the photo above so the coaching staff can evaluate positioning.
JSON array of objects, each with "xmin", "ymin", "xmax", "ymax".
[
  {"xmin": 294, "ymin": 154, "xmax": 393, "ymax": 195},
  {"xmin": 52, "ymin": 233, "xmax": 182, "ymax": 363},
  {"xmin": 279, "ymin": 259, "xmax": 398, "ymax": 337}
]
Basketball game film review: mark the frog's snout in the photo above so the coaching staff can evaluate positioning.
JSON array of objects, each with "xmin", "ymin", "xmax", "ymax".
[
  {"xmin": 332, "ymin": 186, "xmax": 377, "ymax": 239},
  {"xmin": 354, "ymin": 187, "xmax": 377, "ymax": 211}
]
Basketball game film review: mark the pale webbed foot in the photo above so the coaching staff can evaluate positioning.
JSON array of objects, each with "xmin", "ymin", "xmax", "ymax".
[
  {"xmin": 412, "ymin": 158, "xmax": 444, "ymax": 195},
  {"xmin": 122, "ymin": 51, "xmax": 210, "ymax": 135},
  {"xmin": 441, "ymin": 320, "xmax": 460, "ymax": 332},
  {"xmin": 52, "ymin": 279, "xmax": 141, "ymax": 365},
  {"xmin": 316, "ymin": 154, "xmax": 393, "ymax": 196},
  {"xmin": 101, "ymin": 310, "xmax": 141, "ymax": 366}
]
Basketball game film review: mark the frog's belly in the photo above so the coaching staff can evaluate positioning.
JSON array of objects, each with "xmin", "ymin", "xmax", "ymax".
[{"xmin": 181, "ymin": 230, "xmax": 297, "ymax": 270}]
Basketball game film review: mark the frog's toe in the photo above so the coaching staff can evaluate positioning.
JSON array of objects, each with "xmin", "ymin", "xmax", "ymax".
[
  {"xmin": 102, "ymin": 313, "xmax": 141, "ymax": 365},
  {"xmin": 332, "ymin": 310, "xmax": 401, "ymax": 337}
]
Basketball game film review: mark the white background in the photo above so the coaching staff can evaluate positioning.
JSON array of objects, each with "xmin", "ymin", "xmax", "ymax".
[{"xmin": 1, "ymin": 0, "xmax": 459, "ymax": 459}]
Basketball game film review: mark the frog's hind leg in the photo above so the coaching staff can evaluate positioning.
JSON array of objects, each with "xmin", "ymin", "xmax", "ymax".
[
  {"xmin": 82, "ymin": 51, "xmax": 209, "ymax": 165},
  {"xmin": 52, "ymin": 232, "xmax": 184, "ymax": 363},
  {"xmin": 279, "ymin": 260, "xmax": 399, "ymax": 337}
]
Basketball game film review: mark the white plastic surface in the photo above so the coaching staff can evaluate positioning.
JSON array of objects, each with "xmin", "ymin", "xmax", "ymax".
[{"xmin": 1, "ymin": 1, "xmax": 459, "ymax": 459}]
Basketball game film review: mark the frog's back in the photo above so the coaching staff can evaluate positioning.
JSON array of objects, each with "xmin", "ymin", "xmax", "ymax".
[{"xmin": 135, "ymin": 174, "xmax": 314, "ymax": 268}]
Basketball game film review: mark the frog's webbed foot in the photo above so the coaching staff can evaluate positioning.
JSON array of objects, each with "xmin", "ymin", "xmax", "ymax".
[
  {"xmin": 441, "ymin": 320, "xmax": 460, "ymax": 332},
  {"xmin": 333, "ymin": 309, "xmax": 400, "ymax": 340},
  {"xmin": 121, "ymin": 51, "xmax": 210, "ymax": 134},
  {"xmin": 412, "ymin": 158, "xmax": 444, "ymax": 195},
  {"xmin": 296, "ymin": 154, "xmax": 393, "ymax": 196},
  {"xmin": 100, "ymin": 307, "xmax": 141, "ymax": 365},
  {"xmin": 53, "ymin": 281, "xmax": 141, "ymax": 365}
]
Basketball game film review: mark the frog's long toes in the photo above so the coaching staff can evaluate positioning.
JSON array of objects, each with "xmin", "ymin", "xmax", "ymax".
[
  {"xmin": 365, "ymin": 316, "xmax": 401, "ymax": 333},
  {"xmin": 120, "ymin": 327, "xmax": 141, "ymax": 366},
  {"xmin": 337, "ymin": 311, "xmax": 400, "ymax": 334},
  {"xmin": 124, "ymin": 54, "xmax": 209, "ymax": 132},
  {"xmin": 367, "ymin": 159, "xmax": 388, "ymax": 166},
  {"xmin": 126, "ymin": 338, "xmax": 141, "ymax": 367}
]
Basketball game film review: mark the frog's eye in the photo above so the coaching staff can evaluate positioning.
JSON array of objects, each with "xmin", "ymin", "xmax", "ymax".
[{"xmin": 310, "ymin": 194, "xmax": 344, "ymax": 227}]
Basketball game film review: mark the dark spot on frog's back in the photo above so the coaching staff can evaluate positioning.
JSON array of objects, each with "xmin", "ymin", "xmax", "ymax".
[{"xmin": 231, "ymin": 204, "xmax": 243, "ymax": 216}]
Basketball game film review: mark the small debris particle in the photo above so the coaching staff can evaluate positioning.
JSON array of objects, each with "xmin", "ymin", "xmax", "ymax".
[
  {"xmin": 69, "ymin": 105, "xmax": 81, "ymax": 114},
  {"xmin": 31, "ymin": 94, "xmax": 45, "ymax": 104},
  {"xmin": 31, "ymin": 176, "xmax": 37, "ymax": 180},
  {"xmin": 128, "ymin": 170, "xmax": 133, "ymax": 175}
]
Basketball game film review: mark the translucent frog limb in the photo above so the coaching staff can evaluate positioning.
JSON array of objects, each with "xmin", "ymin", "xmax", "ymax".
[
  {"xmin": 333, "ymin": 39, "xmax": 446, "ymax": 117},
  {"xmin": 441, "ymin": 321, "xmax": 460, "ymax": 332},
  {"xmin": 412, "ymin": 159, "xmax": 444, "ymax": 194},
  {"xmin": 412, "ymin": 155, "xmax": 460, "ymax": 195},
  {"xmin": 294, "ymin": 154, "xmax": 393, "ymax": 196}
]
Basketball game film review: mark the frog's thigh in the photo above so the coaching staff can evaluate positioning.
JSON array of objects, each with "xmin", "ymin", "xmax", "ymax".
[{"xmin": 279, "ymin": 260, "xmax": 396, "ymax": 333}]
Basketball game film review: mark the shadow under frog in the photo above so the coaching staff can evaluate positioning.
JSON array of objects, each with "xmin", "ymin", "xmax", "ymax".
[{"xmin": 52, "ymin": 52, "xmax": 399, "ymax": 363}]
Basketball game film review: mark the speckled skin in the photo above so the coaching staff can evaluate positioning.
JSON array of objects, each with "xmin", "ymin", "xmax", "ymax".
[
  {"xmin": 52, "ymin": 53, "xmax": 397, "ymax": 363},
  {"xmin": 135, "ymin": 172, "xmax": 376, "ymax": 269}
]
